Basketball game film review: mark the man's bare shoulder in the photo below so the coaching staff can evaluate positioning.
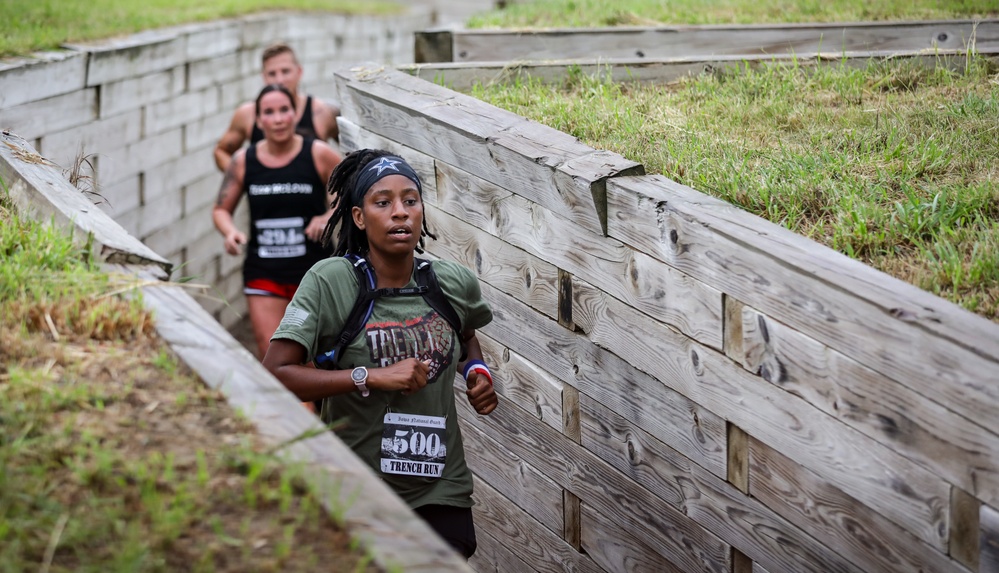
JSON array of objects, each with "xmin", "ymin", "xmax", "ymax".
[
  {"xmin": 232, "ymin": 101, "xmax": 257, "ymax": 130},
  {"xmin": 309, "ymin": 97, "xmax": 340, "ymax": 142}
]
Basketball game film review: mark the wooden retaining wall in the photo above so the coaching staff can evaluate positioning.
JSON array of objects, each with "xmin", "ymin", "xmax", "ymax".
[
  {"xmin": 401, "ymin": 48, "xmax": 999, "ymax": 91},
  {"xmin": 333, "ymin": 64, "xmax": 999, "ymax": 573},
  {"xmin": 415, "ymin": 19, "xmax": 999, "ymax": 63}
]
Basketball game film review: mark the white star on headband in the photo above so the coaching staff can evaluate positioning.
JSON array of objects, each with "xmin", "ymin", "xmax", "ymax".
[{"xmin": 368, "ymin": 157, "xmax": 401, "ymax": 176}]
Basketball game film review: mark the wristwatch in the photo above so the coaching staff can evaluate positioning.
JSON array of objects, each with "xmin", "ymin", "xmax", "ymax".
[{"xmin": 351, "ymin": 366, "xmax": 370, "ymax": 397}]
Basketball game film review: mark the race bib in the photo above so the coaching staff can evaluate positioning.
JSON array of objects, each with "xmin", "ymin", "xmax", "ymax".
[
  {"xmin": 256, "ymin": 216, "xmax": 306, "ymax": 258},
  {"xmin": 380, "ymin": 412, "xmax": 447, "ymax": 478}
]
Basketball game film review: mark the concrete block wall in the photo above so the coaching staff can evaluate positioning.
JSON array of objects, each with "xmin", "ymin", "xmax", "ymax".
[{"xmin": 0, "ymin": 6, "xmax": 437, "ymax": 329}]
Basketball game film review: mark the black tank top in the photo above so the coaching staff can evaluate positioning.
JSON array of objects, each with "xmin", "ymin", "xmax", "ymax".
[
  {"xmin": 242, "ymin": 137, "xmax": 328, "ymax": 285},
  {"xmin": 250, "ymin": 95, "xmax": 317, "ymax": 143}
]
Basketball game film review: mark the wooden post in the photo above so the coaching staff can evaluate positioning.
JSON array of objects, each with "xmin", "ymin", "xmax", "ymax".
[
  {"xmin": 731, "ymin": 547, "xmax": 753, "ymax": 573},
  {"xmin": 723, "ymin": 294, "xmax": 745, "ymax": 365},
  {"xmin": 951, "ymin": 486, "xmax": 981, "ymax": 569},
  {"xmin": 727, "ymin": 423, "xmax": 749, "ymax": 494},
  {"xmin": 558, "ymin": 268, "xmax": 575, "ymax": 331},
  {"xmin": 564, "ymin": 490, "xmax": 582, "ymax": 551},
  {"xmin": 563, "ymin": 384, "xmax": 580, "ymax": 444},
  {"xmin": 414, "ymin": 29, "xmax": 453, "ymax": 63},
  {"xmin": 981, "ymin": 504, "xmax": 999, "ymax": 572}
]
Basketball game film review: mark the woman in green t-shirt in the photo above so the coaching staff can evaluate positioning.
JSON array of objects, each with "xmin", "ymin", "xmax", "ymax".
[{"xmin": 264, "ymin": 148, "xmax": 498, "ymax": 559}]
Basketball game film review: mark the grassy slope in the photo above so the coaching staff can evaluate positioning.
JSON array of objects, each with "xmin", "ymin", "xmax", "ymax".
[
  {"xmin": 469, "ymin": 0, "xmax": 999, "ymax": 28},
  {"xmin": 0, "ymin": 0, "xmax": 399, "ymax": 57}
]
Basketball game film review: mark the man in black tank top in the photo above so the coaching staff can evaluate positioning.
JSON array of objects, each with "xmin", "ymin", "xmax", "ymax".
[{"xmin": 214, "ymin": 42, "xmax": 340, "ymax": 173}]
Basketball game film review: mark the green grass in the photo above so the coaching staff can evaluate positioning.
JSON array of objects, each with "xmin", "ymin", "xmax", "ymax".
[
  {"xmin": 0, "ymin": 193, "xmax": 374, "ymax": 571},
  {"xmin": 0, "ymin": 0, "xmax": 400, "ymax": 58},
  {"xmin": 470, "ymin": 55, "xmax": 999, "ymax": 319},
  {"xmin": 471, "ymin": 0, "xmax": 999, "ymax": 28}
]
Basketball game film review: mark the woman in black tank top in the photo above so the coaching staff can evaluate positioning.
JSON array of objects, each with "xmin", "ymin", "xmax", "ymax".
[
  {"xmin": 249, "ymin": 96, "xmax": 317, "ymax": 144},
  {"xmin": 212, "ymin": 84, "xmax": 342, "ymax": 363}
]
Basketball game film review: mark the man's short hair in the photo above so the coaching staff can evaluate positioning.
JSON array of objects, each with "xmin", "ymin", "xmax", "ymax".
[{"xmin": 261, "ymin": 42, "xmax": 298, "ymax": 65}]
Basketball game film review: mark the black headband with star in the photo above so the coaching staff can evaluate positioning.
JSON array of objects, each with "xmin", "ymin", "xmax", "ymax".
[{"xmin": 351, "ymin": 155, "xmax": 423, "ymax": 207}]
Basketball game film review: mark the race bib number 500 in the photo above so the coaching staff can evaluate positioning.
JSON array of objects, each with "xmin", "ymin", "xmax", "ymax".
[{"xmin": 380, "ymin": 412, "xmax": 447, "ymax": 478}]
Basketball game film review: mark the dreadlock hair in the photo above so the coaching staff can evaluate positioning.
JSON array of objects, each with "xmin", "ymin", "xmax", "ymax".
[{"xmin": 320, "ymin": 148, "xmax": 437, "ymax": 257}]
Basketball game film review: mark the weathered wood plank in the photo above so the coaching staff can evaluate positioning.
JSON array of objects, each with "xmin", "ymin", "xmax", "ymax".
[
  {"xmin": 738, "ymin": 303, "xmax": 999, "ymax": 506},
  {"xmin": 480, "ymin": 279, "xmax": 950, "ymax": 549},
  {"xmin": 420, "ymin": 20, "xmax": 999, "ymax": 62},
  {"xmin": 468, "ymin": 528, "xmax": 532, "ymax": 573},
  {"xmin": 0, "ymin": 131, "xmax": 170, "ymax": 271},
  {"xmin": 336, "ymin": 117, "xmax": 438, "ymax": 205},
  {"xmin": 402, "ymin": 49, "xmax": 999, "ymax": 91},
  {"xmin": 333, "ymin": 65, "xmax": 642, "ymax": 236},
  {"xmin": 580, "ymin": 504, "xmax": 687, "ymax": 573},
  {"xmin": 749, "ymin": 438, "xmax": 969, "ymax": 573},
  {"xmin": 607, "ymin": 175, "xmax": 999, "ymax": 456},
  {"xmin": 434, "ymin": 159, "xmax": 723, "ymax": 348},
  {"xmin": 982, "ymin": 505, "xmax": 999, "ymax": 573},
  {"xmin": 471, "ymin": 475, "xmax": 606, "ymax": 573},
  {"xmin": 951, "ymin": 487, "xmax": 981, "ymax": 571},
  {"xmin": 477, "ymin": 332, "xmax": 563, "ymax": 432},
  {"xmin": 424, "ymin": 204, "xmax": 560, "ymax": 318},
  {"xmin": 479, "ymin": 280, "xmax": 727, "ymax": 476},
  {"xmin": 433, "ymin": 158, "xmax": 514, "ymax": 232},
  {"xmin": 581, "ymin": 395, "xmax": 864, "ymax": 573},
  {"xmin": 457, "ymin": 392, "xmax": 731, "ymax": 573},
  {"xmin": 461, "ymin": 412, "xmax": 563, "ymax": 534}
]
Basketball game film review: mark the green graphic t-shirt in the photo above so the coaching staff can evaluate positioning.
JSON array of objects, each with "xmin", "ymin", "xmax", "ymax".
[{"xmin": 272, "ymin": 256, "xmax": 492, "ymax": 509}]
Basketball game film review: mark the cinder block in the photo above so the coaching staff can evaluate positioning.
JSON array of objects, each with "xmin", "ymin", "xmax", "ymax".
[
  {"xmin": 308, "ymin": 82, "xmax": 340, "ymax": 105},
  {"xmin": 215, "ymin": 285, "xmax": 248, "ymax": 330},
  {"xmin": 184, "ymin": 171, "xmax": 224, "ymax": 218},
  {"xmin": 115, "ymin": 183, "xmax": 185, "ymax": 240},
  {"xmin": 284, "ymin": 12, "xmax": 337, "ymax": 41},
  {"xmin": 184, "ymin": 109, "xmax": 231, "ymax": 154},
  {"xmin": 0, "ymin": 50, "xmax": 87, "ymax": 109},
  {"xmin": 220, "ymin": 75, "xmax": 260, "ymax": 110},
  {"xmin": 185, "ymin": 228, "xmax": 225, "ymax": 284},
  {"xmin": 143, "ymin": 86, "xmax": 222, "ymax": 136},
  {"xmin": 95, "ymin": 174, "xmax": 142, "ymax": 217},
  {"xmin": 68, "ymin": 30, "xmax": 186, "ymax": 86},
  {"xmin": 300, "ymin": 37, "xmax": 339, "ymax": 63},
  {"xmin": 39, "ymin": 109, "xmax": 142, "ymax": 170},
  {"xmin": 99, "ymin": 66, "xmax": 185, "ymax": 118},
  {"xmin": 240, "ymin": 13, "xmax": 291, "ymax": 49},
  {"xmin": 184, "ymin": 20, "xmax": 242, "ymax": 61},
  {"xmin": 237, "ymin": 49, "xmax": 261, "ymax": 77},
  {"xmin": 99, "ymin": 127, "xmax": 184, "ymax": 187},
  {"xmin": 0, "ymin": 89, "xmax": 97, "ymax": 142},
  {"xmin": 143, "ymin": 209, "xmax": 217, "ymax": 259},
  {"xmin": 188, "ymin": 52, "xmax": 243, "ymax": 91},
  {"xmin": 143, "ymin": 147, "xmax": 216, "ymax": 205}
]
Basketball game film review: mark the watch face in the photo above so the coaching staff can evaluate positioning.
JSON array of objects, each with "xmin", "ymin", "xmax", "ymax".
[{"xmin": 351, "ymin": 367, "xmax": 366, "ymax": 382}]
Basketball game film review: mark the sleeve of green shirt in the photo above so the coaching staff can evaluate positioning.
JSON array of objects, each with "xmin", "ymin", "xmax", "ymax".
[
  {"xmin": 272, "ymin": 257, "xmax": 358, "ymax": 362},
  {"xmin": 433, "ymin": 259, "xmax": 493, "ymax": 331}
]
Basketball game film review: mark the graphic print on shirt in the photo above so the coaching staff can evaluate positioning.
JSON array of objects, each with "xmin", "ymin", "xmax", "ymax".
[
  {"xmin": 364, "ymin": 310, "xmax": 454, "ymax": 382},
  {"xmin": 254, "ymin": 216, "xmax": 306, "ymax": 258}
]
